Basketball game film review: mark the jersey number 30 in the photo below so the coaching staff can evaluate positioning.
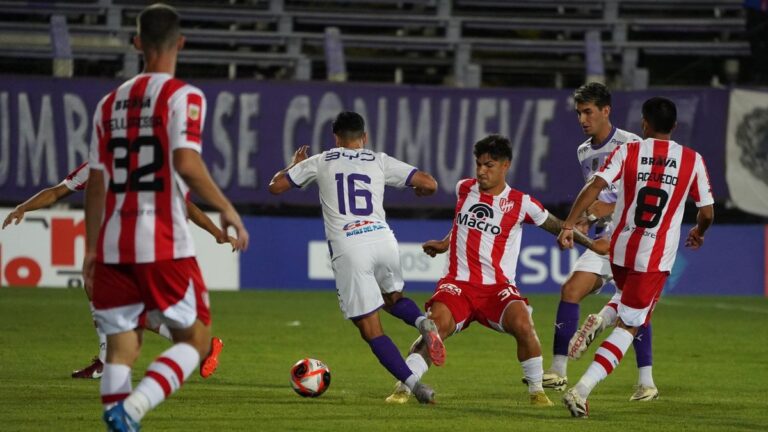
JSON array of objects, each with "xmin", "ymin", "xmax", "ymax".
[
  {"xmin": 107, "ymin": 137, "xmax": 164, "ymax": 193},
  {"xmin": 335, "ymin": 173, "xmax": 372, "ymax": 216}
]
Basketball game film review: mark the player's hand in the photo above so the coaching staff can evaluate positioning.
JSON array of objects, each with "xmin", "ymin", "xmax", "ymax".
[
  {"xmin": 413, "ymin": 187, "xmax": 430, "ymax": 197},
  {"xmin": 685, "ymin": 226, "xmax": 705, "ymax": 250},
  {"xmin": 219, "ymin": 207, "xmax": 249, "ymax": 252},
  {"xmin": 557, "ymin": 227, "xmax": 575, "ymax": 249},
  {"xmin": 587, "ymin": 200, "xmax": 614, "ymax": 220},
  {"xmin": 574, "ymin": 217, "xmax": 590, "ymax": 235},
  {"xmin": 293, "ymin": 145, "xmax": 310, "ymax": 165},
  {"xmin": 591, "ymin": 238, "xmax": 610, "ymax": 255},
  {"xmin": 82, "ymin": 252, "xmax": 97, "ymax": 294},
  {"xmin": 2, "ymin": 207, "xmax": 25, "ymax": 229},
  {"xmin": 218, "ymin": 235, "xmax": 240, "ymax": 252},
  {"xmin": 422, "ymin": 239, "xmax": 449, "ymax": 257}
]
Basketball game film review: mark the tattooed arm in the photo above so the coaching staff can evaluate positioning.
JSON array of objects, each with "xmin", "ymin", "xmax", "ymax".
[{"xmin": 539, "ymin": 213, "xmax": 609, "ymax": 255}]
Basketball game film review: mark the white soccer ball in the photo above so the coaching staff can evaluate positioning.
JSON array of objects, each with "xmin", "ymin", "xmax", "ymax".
[{"xmin": 290, "ymin": 358, "xmax": 331, "ymax": 397}]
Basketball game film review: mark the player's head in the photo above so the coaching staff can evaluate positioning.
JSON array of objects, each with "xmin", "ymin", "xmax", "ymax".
[
  {"xmin": 332, "ymin": 111, "xmax": 368, "ymax": 148},
  {"xmin": 573, "ymin": 82, "xmax": 612, "ymax": 139},
  {"xmin": 473, "ymin": 134, "xmax": 512, "ymax": 192},
  {"xmin": 641, "ymin": 97, "xmax": 677, "ymax": 138},
  {"xmin": 134, "ymin": 3, "xmax": 183, "ymax": 54}
]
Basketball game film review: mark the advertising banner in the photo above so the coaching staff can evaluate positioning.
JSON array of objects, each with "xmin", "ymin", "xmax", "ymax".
[
  {"xmin": 0, "ymin": 208, "xmax": 239, "ymax": 290},
  {"xmin": 0, "ymin": 77, "xmax": 729, "ymax": 207},
  {"xmin": 240, "ymin": 216, "xmax": 765, "ymax": 296},
  {"xmin": 726, "ymin": 88, "xmax": 768, "ymax": 217}
]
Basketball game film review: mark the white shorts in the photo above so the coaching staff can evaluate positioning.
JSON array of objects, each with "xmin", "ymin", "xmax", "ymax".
[
  {"xmin": 571, "ymin": 248, "xmax": 613, "ymax": 293},
  {"xmin": 331, "ymin": 237, "xmax": 404, "ymax": 320}
]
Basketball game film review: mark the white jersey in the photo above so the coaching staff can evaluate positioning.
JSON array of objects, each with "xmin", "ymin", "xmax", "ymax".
[
  {"xmin": 577, "ymin": 127, "xmax": 641, "ymax": 237},
  {"xmin": 595, "ymin": 139, "xmax": 714, "ymax": 272},
  {"xmin": 444, "ymin": 179, "xmax": 549, "ymax": 286},
  {"xmin": 89, "ymin": 72, "xmax": 206, "ymax": 264},
  {"xmin": 286, "ymin": 147, "xmax": 417, "ymax": 255}
]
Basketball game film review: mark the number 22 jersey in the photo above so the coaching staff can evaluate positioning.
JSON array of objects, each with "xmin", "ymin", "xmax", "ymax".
[
  {"xmin": 89, "ymin": 73, "xmax": 206, "ymax": 264},
  {"xmin": 595, "ymin": 139, "xmax": 714, "ymax": 273},
  {"xmin": 286, "ymin": 147, "xmax": 417, "ymax": 255}
]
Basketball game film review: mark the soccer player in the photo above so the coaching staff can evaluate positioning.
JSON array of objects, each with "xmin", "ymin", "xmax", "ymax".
[
  {"xmin": 2, "ymin": 161, "xmax": 235, "ymax": 380},
  {"xmin": 385, "ymin": 134, "xmax": 608, "ymax": 406},
  {"xmin": 82, "ymin": 4, "xmax": 249, "ymax": 430},
  {"xmin": 268, "ymin": 111, "xmax": 445, "ymax": 404},
  {"xmin": 558, "ymin": 97, "xmax": 714, "ymax": 417},
  {"xmin": 542, "ymin": 82, "xmax": 660, "ymax": 402}
]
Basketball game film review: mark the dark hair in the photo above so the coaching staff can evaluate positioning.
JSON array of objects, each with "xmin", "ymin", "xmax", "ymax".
[
  {"xmin": 573, "ymin": 82, "xmax": 611, "ymax": 108},
  {"xmin": 473, "ymin": 134, "xmax": 513, "ymax": 161},
  {"xmin": 641, "ymin": 97, "xmax": 677, "ymax": 134},
  {"xmin": 137, "ymin": 3, "xmax": 181, "ymax": 51},
  {"xmin": 332, "ymin": 111, "xmax": 365, "ymax": 140}
]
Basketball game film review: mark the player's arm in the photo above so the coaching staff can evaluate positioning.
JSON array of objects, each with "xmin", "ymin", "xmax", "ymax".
[
  {"xmin": 587, "ymin": 200, "xmax": 615, "ymax": 221},
  {"xmin": 685, "ymin": 205, "xmax": 714, "ymax": 250},
  {"xmin": 539, "ymin": 212, "xmax": 608, "ymax": 255},
  {"xmin": 269, "ymin": 145, "xmax": 309, "ymax": 195},
  {"xmin": 186, "ymin": 201, "xmax": 240, "ymax": 251},
  {"xmin": 83, "ymin": 169, "xmax": 106, "ymax": 290},
  {"xmin": 2, "ymin": 184, "xmax": 75, "ymax": 229},
  {"xmin": 423, "ymin": 230, "xmax": 451, "ymax": 257},
  {"xmin": 558, "ymin": 175, "xmax": 609, "ymax": 250},
  {"xmin": 174, "ymin": 148, "xmax": 249, "ymax": 251},
  {"xmin": 409, "ymin": 171, "xmax": 438, "ymax": 197}
]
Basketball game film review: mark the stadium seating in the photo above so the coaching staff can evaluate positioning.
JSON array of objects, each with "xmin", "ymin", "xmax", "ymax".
[{"xmin": 0, "ymin": 0, "xmax": 749, "ymax": 87}]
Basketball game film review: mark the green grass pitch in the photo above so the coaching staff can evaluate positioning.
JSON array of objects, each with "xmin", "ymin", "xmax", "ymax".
[{"xmin": 1, "ymin": 288, "xmax": 766, "ymax": 431}]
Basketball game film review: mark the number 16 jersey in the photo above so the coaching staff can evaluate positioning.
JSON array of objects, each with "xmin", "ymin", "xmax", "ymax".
[
  {"xmin": 89, "ymin": 73, "xmax": 206, "ymax": 264},
  {"xmin": 595, "ymin": 138, "xmax": 713, "ymax": 273},
  {"xmin": 286, "ymin": 147, "xmax": 417, "ymax": 255}
]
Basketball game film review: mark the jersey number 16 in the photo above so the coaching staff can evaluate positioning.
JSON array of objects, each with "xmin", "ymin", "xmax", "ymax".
[{"xmin": 335, "ymin": 173, "xmax": 372, "ymax": 216}]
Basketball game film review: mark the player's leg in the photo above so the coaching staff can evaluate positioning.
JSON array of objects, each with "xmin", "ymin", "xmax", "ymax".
[
  {"xmin": 377, "ymin": 240, "xmax": 445, "ymax": 366},
  {"xmin": 72, "ymin": 282, "xmax": 106, "ymax": 379},
  {"xmin": 114, "ymin": 258, "xmax": 212, "ymax": 427},
  {"xmin": 563, "ymin": 265, "xmax": 667, "ymax": 417},
  {"xmin": 386, "ymin": 280, "xmax": 469, "ymax": 404},
  {"xmin": 498, "ymin": 296, "xmax": 553, "ymax": 407},
  {"xmin": 352, "ymin": 311, "xmax": 434, "ymax": 404},
  {"xmin": 630, "ymin": 322, "xmax": 658, "ymax": 401},
  {"xmin": 548, "ymin": 270, "xmax": 602, "ymax": 387}
]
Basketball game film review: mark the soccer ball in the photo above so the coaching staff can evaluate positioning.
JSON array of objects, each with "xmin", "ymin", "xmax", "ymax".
[{"xmin": 290, "ymin": 358, "xmax": 331, "ymax": 397}]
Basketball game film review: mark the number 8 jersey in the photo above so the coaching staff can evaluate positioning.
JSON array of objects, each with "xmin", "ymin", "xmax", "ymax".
[
  {"xmin": 89, "ymin": 73, "xmax": 206, "ymax": 264},
  {"xmin": 286, "ymin": 148, "xmax": 417, "ymax": 255},
  {"xmin": 595, "ymin": 138, "xmax": 714, "ymax": 272}
]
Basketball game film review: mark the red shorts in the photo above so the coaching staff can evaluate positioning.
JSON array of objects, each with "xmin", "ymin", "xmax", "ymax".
[
  {"xmin": 611, "ymin": 263, "xmax": 668, "ymax": 327},
  {"xmin": 92, "ymin": 257, "xmax": 210, "ymax": 335},
  {"xmin": 425, "ymin": 277, "xmax": 529, "ymax": 334}
]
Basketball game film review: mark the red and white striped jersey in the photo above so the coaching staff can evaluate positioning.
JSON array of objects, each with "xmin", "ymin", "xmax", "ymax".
[
  {"xmin": 88, "ymin": 73, "xmax": 206, "ymax": 264},
  {"xmin": 444, "ymin": 179, "xmax": 549, "ymax": 286},
  {"xmin": 595, "ymin": 139, "xmax": 714, "ymax": 273},
  {"xmin": 61, "ymin": 162, "xmax": 90, "ymax": 191}
]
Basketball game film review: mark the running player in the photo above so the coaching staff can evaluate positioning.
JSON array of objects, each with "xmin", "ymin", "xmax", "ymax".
[
  {"xmin": 385, "ymin": 134, "xmax": 608, "ymax": 406},
  {"xmin": 559, "ymin": 97, "xmax": 714, "ymax": 417},
  {"xmin": 543, "ymin": 82, "xmax": 659, "ymax": 402},
  {"xmin": 3, "ymin": 161, "xmax": 235, "ymax": 380},
  {"xmin": 268, "ymin": 111, "xmax": 445, "ymax": 404},
  {"xmin": 82, "ymin": 4, "xmax": 249, "ymax": 430}
]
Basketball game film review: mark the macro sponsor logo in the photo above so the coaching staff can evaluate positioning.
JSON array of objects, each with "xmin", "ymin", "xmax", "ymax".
[{"xmin": 456, "ymin": 203, "xmax": 501, "ymax": 235}]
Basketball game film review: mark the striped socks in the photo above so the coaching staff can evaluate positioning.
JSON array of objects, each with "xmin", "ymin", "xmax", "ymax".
[{"xmin": 574, "ymin": 327, "xmax": 634, "ymax": 399}]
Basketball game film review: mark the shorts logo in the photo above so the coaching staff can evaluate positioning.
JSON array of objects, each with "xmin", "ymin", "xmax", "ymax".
[
  {"xmin": 499, "ymin": 198, "xmax": 515, "ymax": 214},
  {"xmin": 188, "ymin": 103, "xmax": 201, "ymax": 121},
  {"xmin": 438, "ymin": 283, "xmax": 462, "ymax": 296}
]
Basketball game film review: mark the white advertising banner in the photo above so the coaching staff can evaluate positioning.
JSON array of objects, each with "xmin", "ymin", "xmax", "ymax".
[
  {"xmin": 0, "ymin": 208, "xmax": 239, "ymax": 290},
  {"xmin": 726, "ymin": 89, "xmax": 768, "ymax": 217}
]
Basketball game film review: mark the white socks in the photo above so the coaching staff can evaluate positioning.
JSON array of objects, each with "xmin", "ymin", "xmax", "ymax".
[
  {"xmin": 100, "ymin": 363, "xmax": 132, "ymax": 409},
  {"xmin": 550, "ymin": 354, "xmax": 568, "ymax": 377},
  {"xmin": 122, "ymin": 343, "xmax": 200, "ymax": 422},
  {"xmin": 598, "ymin": 305, "xmax": 618, "ymax": 328},
  {"xmin": 90, "ymin": 302, "xmax": 107, "ymax": 362},
  {"xmin": 575, "ymin": 327, "xmax": 634, "ymax": 399},
  {"xmin": 638, "ymin": 366, "xmax": 655, "ymax": 387},
  {"xmin": 521, "ymin": 356, "xmax": 544, "ymax": 393}
]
